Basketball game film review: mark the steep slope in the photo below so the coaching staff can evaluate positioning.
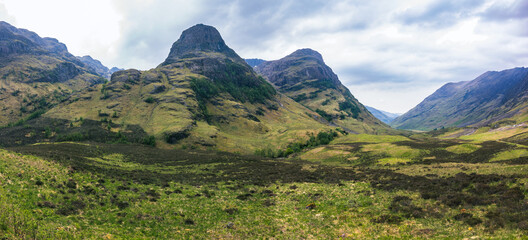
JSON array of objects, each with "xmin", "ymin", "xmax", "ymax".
[
  {"xmin": 365, "ymin": 106, "xmax": 401, "ymax": 124},
  {"xmin": 0, "ymin": 21, "xmax": 104, "ymax": 125},
  {"xmin": 256, "ymin": 49, "xmax": 389, "ymax": 133},
  {"xmin": 46, "ymin": 24, "xmax": 331, "ymax": 153},
  {"xmin": 392, "ymin": 67, "xmax": 528, "ymax": 130},
  {"xmin": 77, "ymin": 55, "xmax": 119, "ymax": 79},
  {"xmin": 245, "ymin": 58, "xmax": 266, "ymax": 68}
]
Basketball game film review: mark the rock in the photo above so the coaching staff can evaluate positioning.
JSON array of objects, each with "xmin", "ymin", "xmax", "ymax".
[{"xmin": 226, "ymin": 222, "xmax": 235, "ymax": 229}]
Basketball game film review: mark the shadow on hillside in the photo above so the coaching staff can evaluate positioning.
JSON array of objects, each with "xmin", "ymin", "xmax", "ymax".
[
  {"xmin": 0, "ymin": 117, "xmax": 149, "ymax": 147},
  {"xmin": 7, "ymin": 142, "xmax": 528, "ymax": 230}
]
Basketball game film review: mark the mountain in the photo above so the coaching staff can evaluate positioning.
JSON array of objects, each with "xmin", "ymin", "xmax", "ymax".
[
  {"xmin": 44, "ymin": 24, "xmax": 331, "ymax": 153},
  {"xmin": 110, "ymin": 67, "xmax": 123, "ymax": 74},
  {"xmin": 255, "ymin": 48, "xmax": 389, "ymax": 133},
  {"xmin": 391, "ymin": 67, "xmax": 528, "ymax": 130},
  {"xmin": 365, "ymin": 106, "xmax": 401, "ymax": 124},
  {"xmin": 245, "ymin": 58, "xmax": 266, "ymax": 68},
  {"xmin": 77, "ymin": 55, "xmax": 114, "ymax": 79},
  {"xmin": 0, "ymin": 21, "xmax": 105, "ymax": 125}
]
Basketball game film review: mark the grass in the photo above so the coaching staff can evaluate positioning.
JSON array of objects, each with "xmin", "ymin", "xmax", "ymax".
[
  {"xmin": 0, "ymin": 135, "xmax": 526, "ymax": 239},
  {"xmin": 445, "ymin": 144, "xmax": 481, "ymax": 154},
  {"xmin": 490, "ymin": 149, "xmax": 528, "ymax": 162}
]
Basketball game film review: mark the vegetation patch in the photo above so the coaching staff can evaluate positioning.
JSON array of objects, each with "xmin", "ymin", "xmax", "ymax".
[
  {"xmin": 445, "ymin": 144, "xmax": 481, "ymax": 154},
  {"xmin": 490, "ymin": 149, "xmax": 528, "ymax": 162}
]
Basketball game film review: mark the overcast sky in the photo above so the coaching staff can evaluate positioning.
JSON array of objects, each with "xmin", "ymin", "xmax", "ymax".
[{"xmin": 1, "ymin": 0, "xmax": 527, "ymax": 113}]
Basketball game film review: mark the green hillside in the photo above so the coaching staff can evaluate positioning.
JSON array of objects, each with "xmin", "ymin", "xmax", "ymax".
[{"xmin": 256, "ymin": 49, "xmax": 391, "ymax": 134}]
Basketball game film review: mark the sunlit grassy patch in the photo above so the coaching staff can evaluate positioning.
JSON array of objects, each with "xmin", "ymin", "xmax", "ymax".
[
  {"xmin": 445, "ymin": 144, "xmax": 481, "ymax": 154},
  {"xmin": 361, "ymin": 143, "xmax": 421, "ymax": 159},
  {"xmin": 332, "ymin": 134, "xmax": 409, "ymax": 144},
  {"xmin": 378, "ymin": 157, "xmax": 410, "ymax": 165},
  {"xmin": 460, "ymin": 127, "xmax": 528, "ymax": 142},
  {"xmin": 490, "ymin": 149, "xmax": 528, "ymax": 162}
]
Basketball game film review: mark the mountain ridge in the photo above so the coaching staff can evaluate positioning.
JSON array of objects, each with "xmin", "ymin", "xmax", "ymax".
[
  {"xmin": 0, "ymin": 21, "xmax": 105, "ymax": 125},
  {"xmin": 392, "ymin": 67, "xmax": 528, "ymax": 130},
  {"xmin": 256, "ymin": 48, "xmax": 391, "ymax": 134}
]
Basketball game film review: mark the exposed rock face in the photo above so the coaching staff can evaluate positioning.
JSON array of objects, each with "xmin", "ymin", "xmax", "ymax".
[
  {"xmin": 257, "ymin": 49, "xmax": 342, "ymax": 88},
  {"xmin": 392, "ymin": 67, "xmax": 528, "ymax": 130},
  {"xmin": 256, "ymin": 48, "xmax": 388, "ymax": 133},
  {"xmin": 0, "ymin": 21, "xmax": 105, "ymax": 125},
  {"xmin": 162, "ymin": 24, "xmax": 241, "ymax": 65}
]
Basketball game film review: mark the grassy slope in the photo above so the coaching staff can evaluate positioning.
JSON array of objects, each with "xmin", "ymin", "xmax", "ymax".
[
  {"xmin": 0, "ymin": 54, "xmax": 103, "ymax": 126},
  {"xmin": 45, "ymin": 64, "xmax": 331, "ymax": 154},
  {"xmin": 1, "ymin": 138, "xmax": 527, "ymax": 239}
]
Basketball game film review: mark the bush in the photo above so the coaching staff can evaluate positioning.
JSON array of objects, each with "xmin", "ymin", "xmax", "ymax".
[
  {"xmin": 142, "ymin": 135, "xmax": 156, "ymax": 147},
  {"xmin": 144, "ymin": 97, "xmax": 155, "ymax": 103}
]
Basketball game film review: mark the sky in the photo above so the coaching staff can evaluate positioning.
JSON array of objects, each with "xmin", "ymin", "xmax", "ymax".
[{"xmin": 1, "ymin": 0, "xmax": 527, "ymax": 113}]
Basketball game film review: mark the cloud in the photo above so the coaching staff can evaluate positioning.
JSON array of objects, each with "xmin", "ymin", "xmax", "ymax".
[
  {"xmin": 0, "ymin": 2, "xmax": 16, "ymax": 24},
  {"xmin": 481, "ymin": 0, "xmax": 528, "ymax": 21},
  {"xmin": 397, "ymin": 0, "xmax": 485, "ymax": 28}
]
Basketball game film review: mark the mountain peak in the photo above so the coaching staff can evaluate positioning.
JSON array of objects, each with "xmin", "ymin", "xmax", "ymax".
[
  {"xmin": 163, "ymin": 24, "xmax": 239, "ymax": 64},
  {"xmin": 288, "ymin": 48, "xmax": 324, "ymax": 61}
]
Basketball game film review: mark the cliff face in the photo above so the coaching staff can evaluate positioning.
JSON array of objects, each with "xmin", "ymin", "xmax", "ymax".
[
  {"xmin": 392, "ymin": 67, "xmax": 528, "ymax": 130},
  {"xmin": 256, "ymin": 48, "xmax": 390, "ymax": 134}
]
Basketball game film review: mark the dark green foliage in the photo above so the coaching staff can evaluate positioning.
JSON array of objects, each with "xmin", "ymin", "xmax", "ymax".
[
  {"xmin": 144, "ymin": 97, "xmax": 155, "ymax": 104},
  {"xmin": 338, "ymin": 101, "xmax": 360, "ymax": 119},
  {"xmin": 141, "ymin": 135, "xmax": 156, "ymax": 147},
  {"xmin": 256, "ymin": 130, "xmax": 339, "ymax": 158},
  {"xmin": 189, "ymin": 61, "xmax": 276, "ymax": 122},
  {"xmin": 315, "ymin": 109, "xmax": 333, "ymax": 122},
  {"xmin": 57, "ymin": 133, "xmax": 86, "ymax": 142}
]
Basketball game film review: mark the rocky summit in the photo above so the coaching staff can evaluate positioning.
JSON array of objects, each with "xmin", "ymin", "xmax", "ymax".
[
  {"xmin": 256, "ymin": 48, "xmax": 390, "ymax": 134},
  {"xmin": 162, "ymin": 24, "xmax": 241, "ymax": 65}
]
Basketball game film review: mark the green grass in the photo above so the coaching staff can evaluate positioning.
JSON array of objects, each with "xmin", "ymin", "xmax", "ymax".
[
  {"xmin": 490, "ymin": 149, "xmax": 528, "ymax": 162},
  {"xmin": 445, "ymin": 144, "xmax": 481, "ymax": 154},
  {"xmin": 1, "ymin": 134, "xmax": 527, "ymax": 239}
]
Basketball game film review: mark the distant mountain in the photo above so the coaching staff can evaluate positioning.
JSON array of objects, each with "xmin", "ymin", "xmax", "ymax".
[
  {"xmin": 245, "ymin": 58, "xmax": 266, "ymax": 68},
  {"xmin": 365, "ymin": 106, "xmax": 401, "ymax": 124},
  {"xmin": 256, "ymin": 48, "xmax": 389, "ymax": 133},
  {"xmin": 110, "ymin": 67, "xmax": 123, "ymax": 74},
  {"xmin": 392, "ymin": 67, "xmax": 528, "ymax": 130},
  {"xmin": 0, "ymin": 21, "xmax": 104, "ymax": 125},
  {"xmin": 77, "ymin": 55, "xmax": 112, "ymax": 79},
  {"xmin": 44, "ymin": 24, "xmax": 331, "ymax": 153}
]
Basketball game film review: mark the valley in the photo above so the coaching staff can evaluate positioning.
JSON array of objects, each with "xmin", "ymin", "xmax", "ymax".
[{"xmin": 0, "ymin": 20, "xmax": 527, "ymax": 239}]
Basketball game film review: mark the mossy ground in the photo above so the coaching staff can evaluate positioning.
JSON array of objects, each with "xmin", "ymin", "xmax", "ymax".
[{"xmin": 1, "ymin": 132, "xmax": 527, "ymax": 239}]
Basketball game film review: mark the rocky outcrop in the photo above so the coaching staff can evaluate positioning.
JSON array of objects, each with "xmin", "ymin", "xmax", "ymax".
[
  {"xmin": 162, "ymin": 24, "xmax": 242, "ymax": 65},
  {"xmin": 256, "ymin": 48, "xmax": 388, "ymax": 132}
]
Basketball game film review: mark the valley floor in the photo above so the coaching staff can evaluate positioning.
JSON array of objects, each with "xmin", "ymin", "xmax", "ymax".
[{"xmin": 0, "ymin": 133, "xmax": 527, "ymax": 239}]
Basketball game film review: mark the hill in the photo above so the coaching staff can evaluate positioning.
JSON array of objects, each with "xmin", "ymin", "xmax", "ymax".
[
  {"xmin": 392, "ymin": 67, "xmax": 528, "ymax": 130},
  {"xmin": 256, "ymin": 48, "xmax": 390, "ymax": 133},
  {"xmin": 77, "ymin": 55, "xmax": 121, "ymax": 79},
  {"xmin": 42, "ymin": 24, "xmax": 331, "ymax": 154},
  {"xmin": 0, "ymin": 21, "xmax": 105, "ymax": 126},
  {"xmin": 365, "ymin": 106, "xmax": 401, "ymax": 124}
]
